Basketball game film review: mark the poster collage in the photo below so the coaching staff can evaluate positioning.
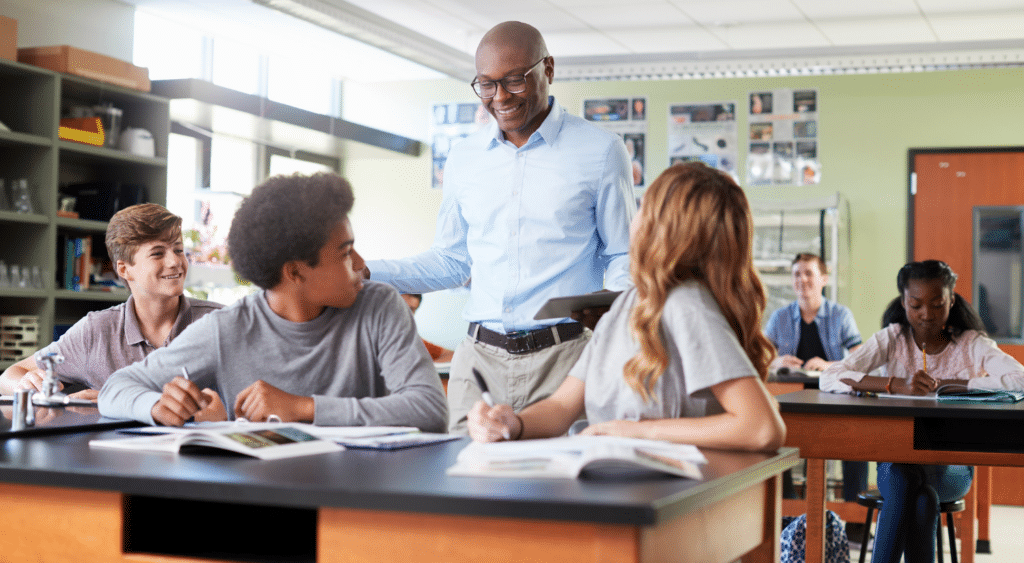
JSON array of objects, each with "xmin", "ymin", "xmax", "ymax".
[{"xmin": 428, "ymin": 88, "xmax": 819, "ymax": 191}]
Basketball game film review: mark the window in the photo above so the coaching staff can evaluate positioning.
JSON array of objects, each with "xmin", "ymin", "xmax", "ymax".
[{"xmin": 974, "ymin": 207, "xmax": 1024, "ymax": 342}]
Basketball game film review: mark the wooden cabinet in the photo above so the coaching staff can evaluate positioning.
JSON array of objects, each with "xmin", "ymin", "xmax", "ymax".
[{"xmin": 0, "ymin": 56, "xmax": 167, "ymax": 369}]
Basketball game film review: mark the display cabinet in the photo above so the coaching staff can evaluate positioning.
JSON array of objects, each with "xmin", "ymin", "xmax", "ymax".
[
  {"xmin": 750, "ymin": 193, "xmax": 849, "ymax": 322},
  {"xmin": 0, "ymin": 56, "xmax": 167, "ymax": 369}
]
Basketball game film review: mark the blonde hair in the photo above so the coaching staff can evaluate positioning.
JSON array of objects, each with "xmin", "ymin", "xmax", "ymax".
[{"xmin": 626, "ymin": 163, "xmax": 774, "ymax": 401}]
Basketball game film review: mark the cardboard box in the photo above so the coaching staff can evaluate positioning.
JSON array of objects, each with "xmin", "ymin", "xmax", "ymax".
[
  {"xmin": 0, "ymin": 16, "xmax": 16, "ymax": 62},
  {"xmin": 18, "ymin": 45, "xmax": 150, "ymax": 92}
]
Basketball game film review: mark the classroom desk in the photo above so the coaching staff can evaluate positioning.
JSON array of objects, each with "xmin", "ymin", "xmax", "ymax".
[
  {"xmin": 0, "ymin": 421, "xmax": 799, "ymax": 563},
  {"xmin": 778, "ymin": 390, "xmax": 1024, "ymax": 563}
]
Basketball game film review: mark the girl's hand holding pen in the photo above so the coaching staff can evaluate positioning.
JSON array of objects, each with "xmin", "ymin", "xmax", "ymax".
[
  {"xmin": 467, "ymin": 400, "xmax": 520, "ymax": 442},
  {"xmin": 908, "ymin": 370, "xmax": 937, "ymax": 395}
]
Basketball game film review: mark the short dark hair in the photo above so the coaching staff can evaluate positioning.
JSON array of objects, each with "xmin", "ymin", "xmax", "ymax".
[
  {"xmin": 880, "ymin": 260, "xmax": 986, "ymax": 338},
  {"xmin": 105, "ymin": 203, "xmax": 182, "ymax": 267},
  {"xmin": 792, "ymin": 253, "xmax": 828, "ymax": 275},
  {"xmin": 228, "ymin": 172, "xmax": 354, "ymax": 289}
]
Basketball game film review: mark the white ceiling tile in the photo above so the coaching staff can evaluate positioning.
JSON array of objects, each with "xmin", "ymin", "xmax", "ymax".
[
  {"xmin": 544, "ymin": 0, "xmax": 668, "ymax": 7},
  {"xmin": 816, "ymin": 16, "xmax": 938, "ymax": 45},
  {"xmin": 792, "ymin": 0, "xmax": 923, "ymax": 19},
  {"xmin": 565, "ymin": 3, "xmax": 693, "ymax": 28},
  {"xmin": 712, "ymin": 21, "xmax": 831, "ymax": 50},
  {"xmin": 928, "ymin": 12, "xmax": 1024, "ymax": 42},
  {"xmin": 916, "ymin": 0, "xmax": 1024, "ymax": 14},
  {"xmin": 609, "ymin": 26, "xmax": 728, "ymax": 53},
  {"xmin": 669, "ymin": 0, "xmax": 807, "ymax": 25},
  {"xmin": 544, "ymin": 31, "xmax": 631, "ymax": 57}
]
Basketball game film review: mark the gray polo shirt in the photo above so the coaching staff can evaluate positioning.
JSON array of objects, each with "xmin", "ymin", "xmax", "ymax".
[{"xmin": 39, "ymin": 295, "xmax": 222, "ymax": 390}]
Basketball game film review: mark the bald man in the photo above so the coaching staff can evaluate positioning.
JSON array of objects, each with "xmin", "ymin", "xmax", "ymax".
[{"xmin": 367, "ymin": 22, "xmax": 635, "ymax": 433}]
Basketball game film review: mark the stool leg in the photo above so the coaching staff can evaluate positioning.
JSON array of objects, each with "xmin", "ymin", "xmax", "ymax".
[
  {"xmin": 859, "ymin": 506, "xmax": 873, "ymax": 563},
  {"xmin": 937, "ymin": 516, "xmax": 944, "ymax": 563},
  {"xmin": 947, "ymin": 512, "xmax": 959, "ymax": 563}
]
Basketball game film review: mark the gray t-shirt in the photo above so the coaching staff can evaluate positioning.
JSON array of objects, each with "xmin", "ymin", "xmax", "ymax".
[
  {"xmin": 39, "ymin": 295, "xmax": 222, "ymax": 390},
  {"xmin": 98, "ymin": 281, "xmax": 448, "ymax": 431},
  {"xmin": 571, "ymin": 280, "xmax": 758, "ymax": 424}
]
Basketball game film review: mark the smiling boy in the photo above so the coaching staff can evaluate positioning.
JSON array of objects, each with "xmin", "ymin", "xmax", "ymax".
[
  {"xmin": 98, "ymin": 173, "xmax": 447, "ymax": 431},
  {"xmin": 0, "ymin": 204, "xmax": 222, "ymax": 399}
]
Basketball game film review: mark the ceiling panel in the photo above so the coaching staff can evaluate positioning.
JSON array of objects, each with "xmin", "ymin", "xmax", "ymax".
[
  {"xmin": 817, "ymin": 15, "xmax": 937, "ymax": 45},
  {"xmin": 669, "ymin": 0, "xmax": 808, "ymax": 25},
  {"xmin": 916, "ymin": 0, "xmax": 1024, "ymax": 13},
  {"xmin": 928, "ymin": 12, "xmax": 1024, "ymax": 42},
  {"xmin": 544, "ymin": 31, "xmax": 631, "ymax": 57},
  {"xmin": 790, "ymin": 0, "xmax": 923, "ymax": 19},
  {"xmin": 711, "ymin": 21, "xmax": 831, "ymax": 50},
  {"xmin": 565, "ymin": 3, "xmax": 694, "ymax": 29},
  {"xmin": 609, "ymin": 26, "xmax": 727, "ymax": 54}
]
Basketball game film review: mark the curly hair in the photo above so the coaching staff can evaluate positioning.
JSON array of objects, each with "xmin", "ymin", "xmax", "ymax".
[
  {"xmin": 105, "ymin": 203, "xmax": 182, "ymax": 267},
  {"xmin": 626, "ymin": 162, "xmax": 774, "ymax": 401},
  {"xmin": 880, "ymin": 259, "xmax": 986, "ymax": 339},
  {"xmin": 228, "ymin": 172, "xmax": 354, "ymax": 289}
]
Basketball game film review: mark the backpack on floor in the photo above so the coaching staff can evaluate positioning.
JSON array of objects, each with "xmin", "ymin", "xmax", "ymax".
[{"xmin": 780, "ymin": 510, "xmax": 850, "ymax": 563}]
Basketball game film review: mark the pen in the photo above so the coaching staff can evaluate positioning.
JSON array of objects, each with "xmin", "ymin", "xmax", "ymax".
[
  {"xmin": 472, "ymin": 368, "xmax": 509, "ymax": 439},
  {"xmin": 180, "ymin": 367, "xmax": 190, "ymax": 381}
]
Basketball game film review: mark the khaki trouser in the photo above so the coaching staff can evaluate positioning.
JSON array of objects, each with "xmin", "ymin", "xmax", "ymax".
[{"xmin": 446, "ymin": 329, "xmax": 592, "ymax": 435}]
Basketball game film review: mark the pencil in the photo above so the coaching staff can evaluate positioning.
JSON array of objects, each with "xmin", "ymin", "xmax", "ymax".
[{"xmin": 923, "ymin": 349, "xmax": 927, "ymax": 373}]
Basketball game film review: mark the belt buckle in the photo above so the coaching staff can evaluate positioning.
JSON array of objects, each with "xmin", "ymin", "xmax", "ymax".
[{"xmin": 507, "ymin": 330, "xmax": 535, "ymax": 355}]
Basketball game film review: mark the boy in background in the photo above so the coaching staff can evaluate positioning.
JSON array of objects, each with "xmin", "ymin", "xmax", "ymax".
[
  {"xmin": 99, "ymin": 173, "xmax": 447, "ymax": 431},
  {"xmin": 0, "ymin": 204, "xmax": 222, "ymax": 405}
]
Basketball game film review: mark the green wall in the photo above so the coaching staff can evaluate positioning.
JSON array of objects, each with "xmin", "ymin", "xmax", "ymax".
[{"xmin": 343, "ymin": 67, "xmax": 1024, "ymax": 336}]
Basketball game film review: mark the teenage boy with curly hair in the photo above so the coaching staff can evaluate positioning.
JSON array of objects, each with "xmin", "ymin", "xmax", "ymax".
[{"xmin": 99, "ymin": 173, "xmax": 447, "ymax": 431}]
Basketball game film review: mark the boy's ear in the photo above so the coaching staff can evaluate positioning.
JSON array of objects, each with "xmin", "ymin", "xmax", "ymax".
[
  {"xmin": 116, "ymin": 260, "xmax": 130, "ymax": 281},
  {"xmin": 281, "ymin": 260, "xmax": 305, "ymax": 285}
]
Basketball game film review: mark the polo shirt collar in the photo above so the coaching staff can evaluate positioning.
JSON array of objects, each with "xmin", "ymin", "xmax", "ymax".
[
  {"xmin": 123, "ymin": 294, "xmax": 188, "ymax": 346},
  {"xmin": 789, "ymin": 299, "xmax": 829, "ymax": 322}
]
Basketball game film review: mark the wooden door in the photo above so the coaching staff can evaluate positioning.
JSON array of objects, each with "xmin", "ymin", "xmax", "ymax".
[{"xmin": 912, "ymin": 148, "xmax": 1024, "ymax": 506}]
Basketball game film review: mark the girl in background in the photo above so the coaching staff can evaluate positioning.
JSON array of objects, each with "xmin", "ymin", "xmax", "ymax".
[
  {"xmin": 821, "ymin": 260, "xmax": 1024, "ymax": 563},
  {"xmin": 468, "ymin": 162, "xmax": 785, "ymax": 452}
]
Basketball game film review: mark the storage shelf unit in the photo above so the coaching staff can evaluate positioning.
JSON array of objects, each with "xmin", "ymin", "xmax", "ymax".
[
  {"xmin": 0, "ymin": 57, "xmax": 167, "ymax": 370},
  {"xmin": 750, "ymin": 193, "xmax": 850, "ymax": 323}
]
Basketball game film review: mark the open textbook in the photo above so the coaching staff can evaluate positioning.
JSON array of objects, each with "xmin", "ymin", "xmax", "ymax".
[
  {"xmin": 447, "ymin": 435, "xmax": 706, "ymax": 480},
  {"xmin": 90, "ymin": 423, "xmax": 342, "ymax": 460},
  {"xmin": 109, "ymin": 422, "xmax": 456, "ymax": 451}
]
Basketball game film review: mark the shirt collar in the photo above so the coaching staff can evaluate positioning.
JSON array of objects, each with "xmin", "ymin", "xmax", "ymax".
[
  {"xmin": 789, "ymin": 299, "xmax": 829, "ymax": 322},
  {"xmin": 486, "ymin": 96, "xmax": 563, "ymax": 150},
  {"xmin": 123, "ymin": 294, "xmax": 188, "ymax": 346}
]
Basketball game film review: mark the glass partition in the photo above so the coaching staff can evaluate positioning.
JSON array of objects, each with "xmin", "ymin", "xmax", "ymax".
[{"xmin": 974, "ymin": 206, "xmax": 1024, "ymax": 342}]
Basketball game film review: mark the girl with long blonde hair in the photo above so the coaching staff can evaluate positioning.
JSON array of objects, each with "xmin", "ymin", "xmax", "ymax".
[{"xmin": 468, "ymin": 162, "xmax": 785, "ymax": 452}]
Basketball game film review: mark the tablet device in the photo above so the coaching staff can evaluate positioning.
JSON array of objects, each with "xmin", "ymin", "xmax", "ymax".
[{"xmin": 534, "ymin": 291, "xmax": 623, "ymax": 320}]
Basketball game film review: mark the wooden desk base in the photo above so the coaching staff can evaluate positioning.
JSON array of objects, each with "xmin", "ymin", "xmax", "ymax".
[{"xmin": 2, "ymin": 476, "xmax": 783, "ymax": 563}]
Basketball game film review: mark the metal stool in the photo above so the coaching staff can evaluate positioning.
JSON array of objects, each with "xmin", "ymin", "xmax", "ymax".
[{"xmin": 856, "ymin": 489, "xmax": 965, "ymax": 563}]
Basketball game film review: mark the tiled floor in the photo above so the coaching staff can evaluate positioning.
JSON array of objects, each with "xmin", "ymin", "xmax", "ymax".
[{"xmin": 848, "ymin": 504, "xmax": 1024, "ymax": 563}]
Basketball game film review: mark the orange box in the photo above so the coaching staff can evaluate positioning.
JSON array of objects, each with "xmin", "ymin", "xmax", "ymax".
[
  {"xmin": 59, "ymin": 117, "xmax": 105, "ymax": 146},
  {"xmin": 18, "ymin": 45, "xmax": 150, "ymax": 92},
  {"xmin": 0, "ymin": 16, "xmax": 16, "ymax": 62}
]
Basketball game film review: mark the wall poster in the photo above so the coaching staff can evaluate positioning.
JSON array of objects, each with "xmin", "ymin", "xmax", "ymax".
[
  {"xmin": 582, "ymin": 97, "xmax": 648, "ymax": 190},
  {"xmin": 430, "ymin": 102, "xmax": 490, "ymax": 189},
  {"xmin": 666, "ymin": 102, "xmax": 738, "ymax": 181},
  {"xmin": 746, "ymin": 89, "xmax": 820, "ymax": 186}
]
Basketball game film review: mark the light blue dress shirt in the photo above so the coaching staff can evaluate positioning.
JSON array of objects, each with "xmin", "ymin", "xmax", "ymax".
[
  {"xmin": 764, "ymin": 298, "xmax": 862, "ymax": 361},
  {"xmin": 368, "ymin": 97, "xmax": 635, "ymax": 333}
]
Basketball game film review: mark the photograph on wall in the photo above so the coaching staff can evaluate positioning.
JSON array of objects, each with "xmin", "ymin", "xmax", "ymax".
[
  {"xmin": 584, "ymin": 97, "xmax": 648, "ymax": 189},
  {"xmin": 746, "ymin": 88, "xmax": 819, "ymax": 186},
  {"xmin": 430, "ymin": 102, "xmax": 490, "ymax": 189},
  {"xmin": 667, "ymin": 102, "xmax": 738, "ymax": 180}
]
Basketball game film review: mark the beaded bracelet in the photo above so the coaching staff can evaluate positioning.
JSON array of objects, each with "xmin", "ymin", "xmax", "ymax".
[{"xmin": 886, "ymin": 375, "xmax": 895, "ymax": 394}]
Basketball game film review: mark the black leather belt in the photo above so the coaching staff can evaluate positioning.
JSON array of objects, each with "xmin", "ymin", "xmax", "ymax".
[{"xmin": 468, "ymin": 322, "xmax": 584, "ymax": 355}]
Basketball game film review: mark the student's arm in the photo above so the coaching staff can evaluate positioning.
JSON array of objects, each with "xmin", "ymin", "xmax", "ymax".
[
  {"xmin": 964, "ymin": 334, "xmax": 1024, "ymax": 391},
  {"xmin": 581, "ymin": 376, "xmax": 785, "ymax": 452},
  {"xmin": 595, "ymin": 138, "xmax": 635, "ymax": 291},
  {"xmin": 99, "ymin": 317, "xmax": 220, "ymax": 425},
  {"xmin": 819, "ymin": 327, "xmax": 894, "ymax": 393},
  {"xmin": 467, "ymin": 375, "xmax": 586, "ymax": 443},
  {"xmin": 0, "ymin": 356, "xmax": 50, "ymax": 394},
  {"xmin": 311, "ymin": 289, "xmax": 448, "ymax": 431}
]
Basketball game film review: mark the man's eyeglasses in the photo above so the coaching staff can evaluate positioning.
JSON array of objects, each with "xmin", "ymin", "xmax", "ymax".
[{"xmin": 471, "ymin": 57, "xmax": 547, "ymax": 99}]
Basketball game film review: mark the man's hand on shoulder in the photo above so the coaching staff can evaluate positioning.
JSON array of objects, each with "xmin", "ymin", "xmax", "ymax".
[{"xmin": 570, "ymin": 306, "xmax": 610, "ymax": 331}]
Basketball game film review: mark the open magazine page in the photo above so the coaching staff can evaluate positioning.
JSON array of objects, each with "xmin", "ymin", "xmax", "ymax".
[{"xmin": 447, "ymin": 435, "xmax": 706, "ymax": 479}]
